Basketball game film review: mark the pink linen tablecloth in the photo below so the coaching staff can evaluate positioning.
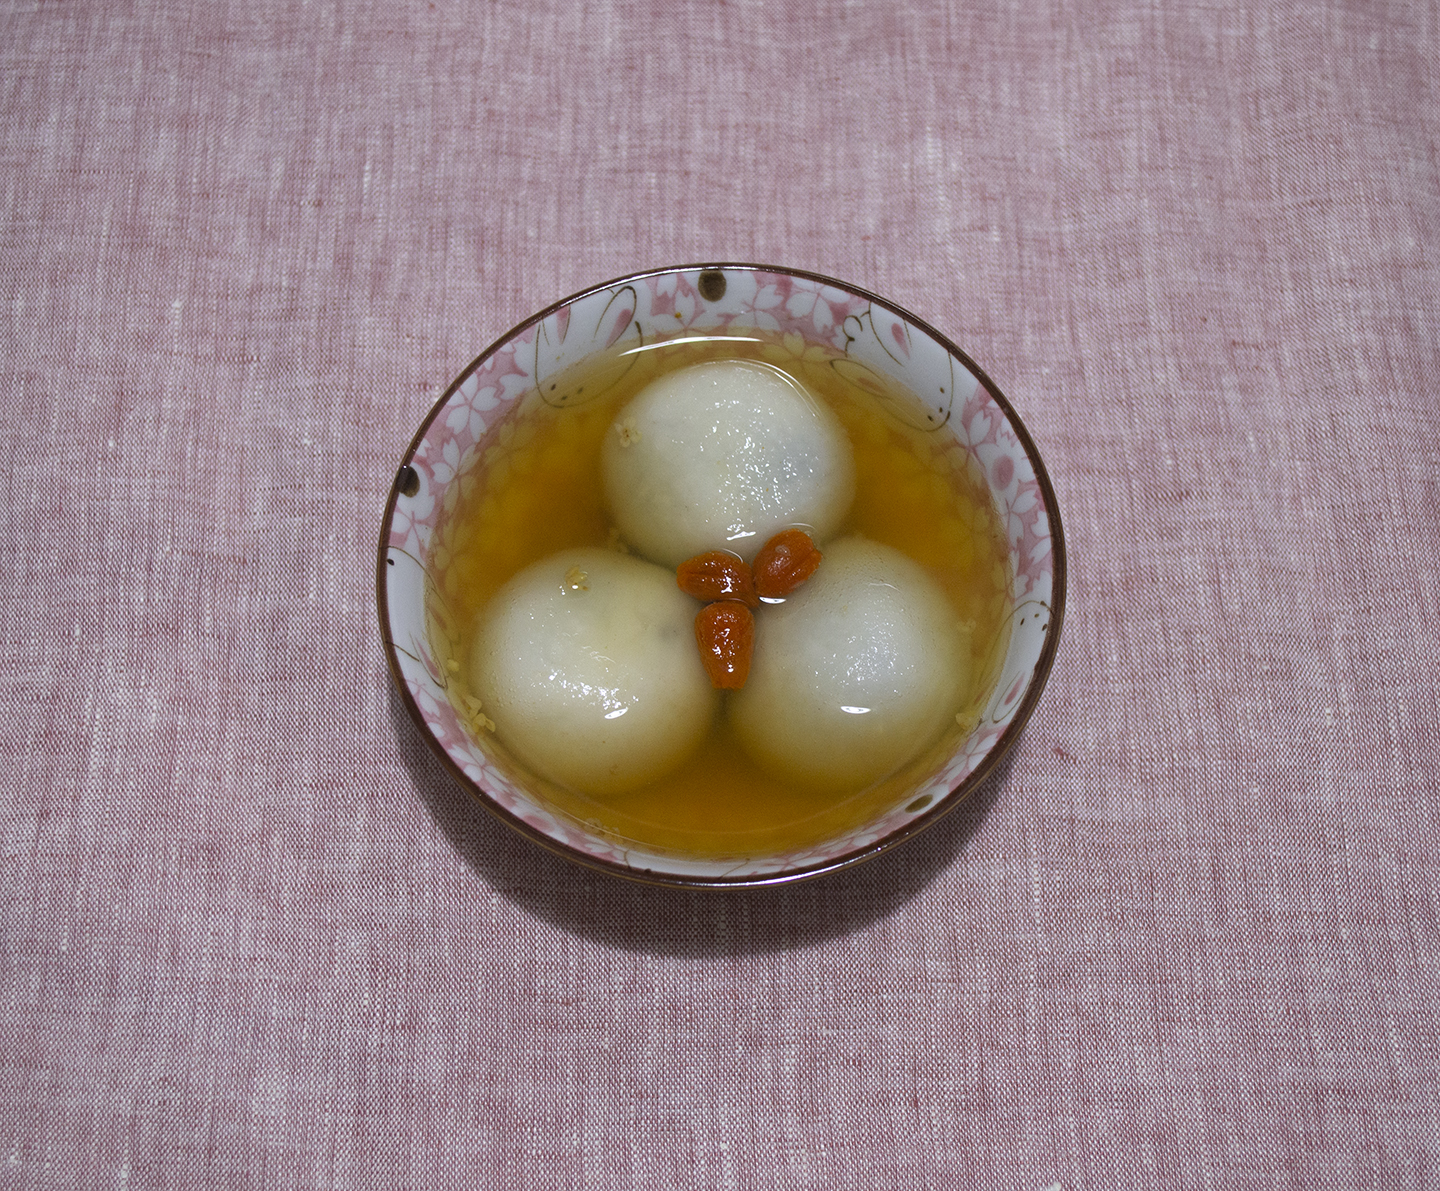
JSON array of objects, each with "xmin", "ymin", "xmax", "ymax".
[{"xmin": 3, "ymin": 1, "xmax": 1438, "ymax": 1187}]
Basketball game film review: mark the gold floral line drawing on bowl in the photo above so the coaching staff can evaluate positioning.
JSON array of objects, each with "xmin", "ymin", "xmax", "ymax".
[{"xmin": 378, "ymin": 265, "xmax": 1066, "ymax": 888}]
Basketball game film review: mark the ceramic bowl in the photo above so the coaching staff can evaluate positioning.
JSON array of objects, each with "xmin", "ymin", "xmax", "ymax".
[{"xmin": 378, "ymin": 264, "xmax": 1065, "ymax": 887}]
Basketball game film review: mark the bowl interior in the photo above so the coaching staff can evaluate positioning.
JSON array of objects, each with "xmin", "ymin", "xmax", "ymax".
[{"xmin": 379, "ymin": 265, "xmax": 1063, "ymax": 885}]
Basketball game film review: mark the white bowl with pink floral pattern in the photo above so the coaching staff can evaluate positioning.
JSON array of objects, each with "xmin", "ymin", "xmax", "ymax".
[{"xmin": 378, "ymin": 265, "xmax": 1065, "ymax": 887}]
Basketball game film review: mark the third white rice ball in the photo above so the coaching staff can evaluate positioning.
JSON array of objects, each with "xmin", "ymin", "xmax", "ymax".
[{"xmin": 729, "ymin": 537, "xmax": 969, "ymax": 793}]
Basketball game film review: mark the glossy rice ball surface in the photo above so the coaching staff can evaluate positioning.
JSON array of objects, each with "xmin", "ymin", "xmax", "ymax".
[
  {"xmin": 601, "ymin": 359, "xmax": 855, "ymax": 568},
  {"xmin": 729, "ymin": 537, "xmax": 968, "ymax": 792},
  {"xmin": 469, "ymin": 548, "xmax": 716, "ymax": 796}
]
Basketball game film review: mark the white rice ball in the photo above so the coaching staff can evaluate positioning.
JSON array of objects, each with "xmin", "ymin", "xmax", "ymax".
[
  {"xmin": 729, "ymin": 537, "xmax": 968, "ymax": 793},
  {"xmin": 469, "ymin": 548, "xmax": 717, "ymax": 797},
  {"xmin": 602, "ymin": 359, "xmax": 855, "ymax": 568}
]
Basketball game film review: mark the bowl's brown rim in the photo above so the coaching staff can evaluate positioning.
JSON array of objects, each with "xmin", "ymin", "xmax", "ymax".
[{"xmin": 376, "ymin": 262, "xmax": 1067, "ymax": 890}]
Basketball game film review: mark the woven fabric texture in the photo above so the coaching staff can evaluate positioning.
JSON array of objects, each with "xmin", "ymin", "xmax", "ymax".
[{"xmin": 2, "ymin": 1, "xmax": 1438, "ymax": 1187}]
